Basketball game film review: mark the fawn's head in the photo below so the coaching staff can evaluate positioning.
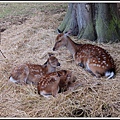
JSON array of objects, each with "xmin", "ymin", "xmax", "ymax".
[
  {"xmin": 44, "ymin": 53, "xmax": 60, "ymax": 68},
  {"xmin": 58, "ymin": 70, "xmax": 74, "ymax": 92},
  {"xmin": 53, "ymin": 29, "xmax": 72, "ymax": 51}
]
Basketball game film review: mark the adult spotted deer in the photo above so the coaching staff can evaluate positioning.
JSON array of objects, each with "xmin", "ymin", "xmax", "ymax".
[
  {"xmin": 53, "ymin": 30, "xmax": 116, "ymax": 79},
  {"xmin": 37, "ymin": 69, "xmax": 78, "ymax": 98},
  {"xmin": 9, "ymin": 53, "xmax": 60, "ymax": 85}
]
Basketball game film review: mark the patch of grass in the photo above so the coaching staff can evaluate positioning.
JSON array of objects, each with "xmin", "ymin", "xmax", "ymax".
[
  {"xmin": 0, "ymin": 2, "xmax": 68, "ymax": 18},
  {"xmin": 0, "ymin": 2, "xmax": 68, "ymax": 32}
]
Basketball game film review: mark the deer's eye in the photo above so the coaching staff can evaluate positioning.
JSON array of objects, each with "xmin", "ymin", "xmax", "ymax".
[{"xmin": 57, "ymin": 40, "xmax": 61, "ymax": 43}]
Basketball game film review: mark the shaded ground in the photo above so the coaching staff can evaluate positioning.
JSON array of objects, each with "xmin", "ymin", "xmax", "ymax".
[{"xmin": 0, "ymin": 3, "xmax": 120, "ymax": 118}]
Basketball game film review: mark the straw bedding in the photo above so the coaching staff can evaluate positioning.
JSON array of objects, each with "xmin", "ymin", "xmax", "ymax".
[{"xmin": 0, "ymin": 8, "xmax": 120, "ymax": 118}]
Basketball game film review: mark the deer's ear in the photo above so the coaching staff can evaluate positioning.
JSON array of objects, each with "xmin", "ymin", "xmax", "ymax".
[
  {"xmin": 57, "ymin": 72, "xmax": 61, "ymax": 77},
  {"xmin": 67, "ymin": 71, "xmax": 72, "ymax": 78},
  {"xmin": 43, "ymin": 59, "xmax": 48, "ymax": 65},
  {"xmin": 65, "ymin": 30, "xmax": 72, "ymax": 36},
  {"xmin": 57, "ymin": 29, "xmax": 63, "ymax": 34}
]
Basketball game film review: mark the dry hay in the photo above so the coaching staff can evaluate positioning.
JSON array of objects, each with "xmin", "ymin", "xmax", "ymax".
[{"xmin": 1, "ymin": 10, "xmax": 120, "ymax": 118}]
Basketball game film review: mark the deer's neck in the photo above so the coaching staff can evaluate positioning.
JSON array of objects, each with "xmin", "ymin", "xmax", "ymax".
[
  {"xmin": 46, "ymin": 63, "xmax": 56, "ymax": 73},
  {"xmin": 66, "ymin": 36, "xmax": 78, "ymax": 56}
]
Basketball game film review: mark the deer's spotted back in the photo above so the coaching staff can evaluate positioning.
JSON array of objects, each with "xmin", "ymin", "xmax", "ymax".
[{"xmin": 75, "ymin": 44, "xmax": 115, "ymax": 70}]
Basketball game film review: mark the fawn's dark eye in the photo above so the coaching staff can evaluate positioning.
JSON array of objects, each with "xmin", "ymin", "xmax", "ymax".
[{"xmin": 57, "ymin": 40, "xmax": 61, "ymax": 43}]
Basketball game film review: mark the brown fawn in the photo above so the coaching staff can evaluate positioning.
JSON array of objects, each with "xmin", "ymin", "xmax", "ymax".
[
  {"xmin": 9, "ymin": 53, "xmax": 60, "ymax": 85},
  {"xmin": 37, "ymin": 69, "xmax": 78, "ymax": 98},
  {"xmin": 53, "ymin": 29, "xmax": 116, "ymax": 79}
]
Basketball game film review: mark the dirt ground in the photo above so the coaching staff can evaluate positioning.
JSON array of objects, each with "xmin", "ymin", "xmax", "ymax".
[{"xmin": 0, "ymin": 3, "xmax": 120, "ymax": 118}]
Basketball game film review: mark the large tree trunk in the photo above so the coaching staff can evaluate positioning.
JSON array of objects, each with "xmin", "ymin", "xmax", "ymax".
[{"xmin": 58, "ymin": 3, "xmax": 120, "ymax": 43}]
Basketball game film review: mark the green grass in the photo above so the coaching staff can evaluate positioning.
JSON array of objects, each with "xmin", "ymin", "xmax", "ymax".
[{"xmin": 0, "ymin": 2, "xmax": 68, "ymax": 18}]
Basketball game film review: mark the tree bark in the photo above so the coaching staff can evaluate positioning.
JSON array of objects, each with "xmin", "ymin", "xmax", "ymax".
[{"xmin": 58, "ymin": 3, "xmax": 120, "ymax": 43}]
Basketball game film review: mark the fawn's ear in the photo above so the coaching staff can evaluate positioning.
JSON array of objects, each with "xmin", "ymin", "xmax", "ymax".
[
  {"xmin": 57, "ymin": 72, "xmax": 61, "ymax": 77},
  {"xmin": 43, "ymin": 58, "xmax": 49, "ymax": 65},
  {"xmin": 48, "ymin": 52, "xmax": 54, "ymax": 57},
  {"xmin": 67, "ymin": 71, "xmax": 72, "ymax": 78},
  {"xmin": 64, "ymin": 30, "xmax": 72, "ymax": 36},
  {"xmin": 57, "ymin": 29, "xmax": 63, "ymax": 34}
]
